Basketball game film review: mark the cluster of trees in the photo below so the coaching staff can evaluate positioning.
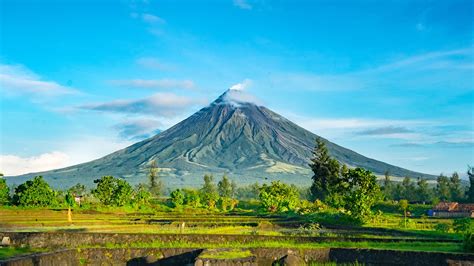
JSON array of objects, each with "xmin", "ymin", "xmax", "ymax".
[
  {"xmin": 382, "ymin": 169, "xmax": 473, "ymax": 204},
  {"xmin": 169, "ymin": 175, "xmax": 239, "ymax": 211},
  {"xmin": 308, "ymin": 138, "xmax": 382, "ymax": 221},
  {"xmin": 0, "ymin": 160, "xmax": 164, "ymax": 208}
]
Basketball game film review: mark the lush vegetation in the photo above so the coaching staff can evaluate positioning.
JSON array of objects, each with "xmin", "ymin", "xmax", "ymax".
[{"xmin": 0, "ymin": 139, "xmax": 472, "ymax": 259}]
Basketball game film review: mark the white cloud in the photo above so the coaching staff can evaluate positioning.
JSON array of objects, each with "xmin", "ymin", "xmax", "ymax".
[
  {"xmin": 0, "ymin": 63, "xmax": 78, "ymax": 97},
  {"xmin": 0, "ymin": 152, "xmax": 70, "ymax": 176},
  {"xmin": 109, "ymin": 79, "xmax": 194, "ymax": 89},
  {"xmin": 229, "ymin": 79, "xmax": 252, "ymax": 91},
  {"xmin": 233, "ymin": 0, "xmax": 252, "ymax": 9},
  {"xmin": 142, "ymin": 13, "xmax": 165, "ymax": 24},
  {"xmin": 79, "ymin": 92, "xmax": 205, "ymax": 117},
  {"xmin": 221, "ymin": 79, "xmax": 262, "ymax": 106}
]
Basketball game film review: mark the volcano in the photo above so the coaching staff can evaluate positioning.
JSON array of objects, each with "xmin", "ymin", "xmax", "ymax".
[{"xmin": 11, "ymin": 89, "xmax": 434, "ymax": 188}]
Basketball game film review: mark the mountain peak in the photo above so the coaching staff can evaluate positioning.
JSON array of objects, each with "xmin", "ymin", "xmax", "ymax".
[{"xmin": 213, "ymin": 81, "xmax": 261, "ymax": 107}]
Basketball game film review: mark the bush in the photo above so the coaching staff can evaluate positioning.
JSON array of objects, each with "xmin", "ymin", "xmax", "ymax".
[
  {"xmin": 259, "ymin": 181, "xmax": 299, "ymax": 213},
  {"xmin": 434, "ymin": 223, "xmax": 451, "ymax": 233},
  {"xmin": 453, "ymin": 218, "xmax": 473, "ymax": 234},
  {"xmin": 12, "ymin": 176, "xmax": 55, "ymax": 207}
]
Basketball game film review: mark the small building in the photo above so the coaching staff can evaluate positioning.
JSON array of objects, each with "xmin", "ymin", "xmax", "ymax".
[{"xmin": 430, "ymin": 202, "xmax": 474, "ymax": 218}]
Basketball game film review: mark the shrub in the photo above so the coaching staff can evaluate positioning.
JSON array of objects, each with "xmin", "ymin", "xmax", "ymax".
[
  {"xmin": 13, "ymin": 176, "xmax": 55, "ymax": 207},
  {"xmin": 259, "ymin": 181, "xmax": 299, "ymax": 213},
  {"xmin": 453, "ymin": 218, "xmax": 473, "ymax": 234},
  {"xmin": 434, "ymin": 223, "xmax": 451, "ymax": 233}
]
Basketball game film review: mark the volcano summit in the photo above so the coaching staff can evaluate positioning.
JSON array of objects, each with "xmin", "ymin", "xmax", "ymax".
[{"xmin": 11, "ymin": 89, "xmax": 434, "ymax": 188}]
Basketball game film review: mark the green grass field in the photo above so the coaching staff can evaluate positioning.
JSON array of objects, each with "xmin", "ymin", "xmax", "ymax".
[{"xmin": 0, "ymin": 205, "xmax": 470, "ymax": 259}]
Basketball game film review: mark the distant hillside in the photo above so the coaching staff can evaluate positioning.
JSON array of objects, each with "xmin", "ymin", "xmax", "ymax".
[{"xmin": 9, "ymin": 89, "xmax": 435, "ymax": 189}]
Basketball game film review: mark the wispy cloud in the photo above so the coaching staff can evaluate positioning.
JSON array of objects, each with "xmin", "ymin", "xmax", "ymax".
[
  {"xmin": 0, "ymin": 63, "xmax": 78, "ymax": 97},
  {"xmin": 79, "ymin": 92, "xmax": 205, "ymax": 117},
  {"xmin": 270, "ymin": 47, "xmax": 473, "ymax": 92},
  {"xmin": 285, "ymin": 113, "xmax": 434, "ymax": 142},
  {"xmin": 0, "ymin": 151, "xmax": 70, "ymax": 176},
  {"xmin": 370, "ymin": 47, "xmax": 473, "ymax": 72},
  {"xmin": 113, "ymin": 118, "xmax": 162, "ymax": 140},
  {"xmin": 357, "ymin": 126, "xmax": 413, "ymax": 136},
  {"xmin": 233, "ymin": 0, "xmax": 252, "ymax": 9},
  {"xmin": 393, "ymin": 140, "xmax": 474, "ymax": 149},
  {"xmin": 136, "ymin": 57, "xmax": 174, "ymax": 71},
  {"xmin": 141, "ymin": 13, "xmax": 166, "ymax": 24},
  {"xmin": 108, "ymin": 79, "xmax": 195, "ymax": 89}
]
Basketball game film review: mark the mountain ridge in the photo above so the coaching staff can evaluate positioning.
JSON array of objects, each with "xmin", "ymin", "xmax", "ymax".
[{"xmin": 8, "ymin": 89, "xmax": 435, "ymax": 188}]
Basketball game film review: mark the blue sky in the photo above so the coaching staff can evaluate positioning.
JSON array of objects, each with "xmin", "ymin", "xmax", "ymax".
[{"xmin": 0, "ymin": 0, "xmax": 473, "ymax": 177}]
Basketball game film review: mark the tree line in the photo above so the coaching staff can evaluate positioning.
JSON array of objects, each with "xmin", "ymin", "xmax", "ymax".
[
  {"xmin": 381, "ymin": 171, "xmax": 470, "ymax": 204},
  {"xmin": 1, "ymin": 138, "xmax": 472, "ymax": 224}
]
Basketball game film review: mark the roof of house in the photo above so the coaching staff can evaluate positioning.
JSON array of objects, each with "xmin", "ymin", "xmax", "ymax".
[
  {"xmin": 457, "ymin": 204, "xmax": 474, "ymax": 212},
  {"xmin": 434, "ymin": 202, "xmax": 458, "ymax": 211},
  {"xmin": 433, "ymin": 202, "xmax": 474, "ymax": 212}
]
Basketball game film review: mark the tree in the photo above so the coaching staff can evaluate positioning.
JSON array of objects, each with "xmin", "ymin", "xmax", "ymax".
[
  {"xmin": 231, "ymin": 180, "xmax": 237, "ymax": 198},
  {"xmin": 218, "ymin": 175, "xmax": 233, "ymax": 198},
  {"xmin": 0, "ymin": 177, "xmax": 10, "ymax": 205},
  {"xmin": 200, "ymin": 174, "xmax": 219, "ymax": 209},
  {"xmin": 13, "ymin": 176, "xmax": 55, "ymax": 207},
  {"xmin": 393, "ymin": 183, "xmax": 403, "ymax": 201},
  {"xmin": 170, "ymin": 189, "xmax": 185, "ymax": 207},
  {"xmin": 92, "ymin": 176, "xmax": 132, "ymax": 206},
  {"xmin": 467, "ymin": 166, "xmax": 474, "ymax": 203},
  {"xmin": 401, "ymin": 176, "xmax": 416, "ymax": 202},
  {"xmin": 68, "ymin": 183, "xmax": 86, "ymax": 196},
  {"xmin": 309, "ymin": 138, "xmax": 342, "ymax": 202},
  {"xmin": 236, "ymin": 182, "xmax": 260, "ymax": 200},
  {"xmin": 382, "ymin": 171, "xmax": 393, "ymax": 200},
  {"xmin": 148, "ymin": 160, "xmax": 163, "ymax": 197},
  {"xmin": 133, "ymin": 183, "xmax": 151, "ymax": 206},
  {"xmin": 450, "ymin": 172, "xmax": 464, "ymax": 201},
  {"xmin": 416, "ymin": 178, "xmax": 431, "ymax": 204},
  {"xmin": 183, "ymin": 189, "xmax": 201, "ymax": 208},
  {"xmin": 399, "ymin": 199, "xmax": 409, "ymax": 228},
  {"xmin": 436, "ymin": 174, "xmax": 451, "ymax": 201},
  {"xmin": 342, "ymin": 168, "xmax": 381, "ymax": 222},
  {"xmin": 114, "ymin": 179, "xmax": 133, "ymax": 206},
  {"xmin": 259, "ymin": 181, "xmax": 299, "ymax": 213}
]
